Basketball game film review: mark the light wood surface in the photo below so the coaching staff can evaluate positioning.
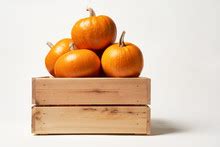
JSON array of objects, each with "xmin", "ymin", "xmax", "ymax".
[
  {"xmin": 32, "ymin": 77, "xmax": 151, "ymax": 105},
  {"xmin": 32, "ymin": 106, "xmax": 150, "ymax": 135}
]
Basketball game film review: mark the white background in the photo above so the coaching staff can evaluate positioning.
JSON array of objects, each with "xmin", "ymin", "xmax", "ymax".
[{"xmin": 0, "ymin": 0, "xmax": 219, "ymax": 146}]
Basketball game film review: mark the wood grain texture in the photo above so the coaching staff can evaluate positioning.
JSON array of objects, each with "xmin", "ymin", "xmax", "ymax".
[
  {"xmin": 32, "ymin": 77, "xmax": 151, "ymax": 105},
  {"xmin": 32, "ymin": 78, "xmax": 36, "ymax": 105},
  {"xmin": 32, "ymin": 106, "xmax": 150, "ymax": 135}
]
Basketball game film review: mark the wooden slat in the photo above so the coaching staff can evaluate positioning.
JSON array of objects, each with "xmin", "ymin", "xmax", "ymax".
[
  {"xmin": 32, "ymin": 106, "xmax": 150, "ymax": 135},
  {"xmin": 32, "ymin": 78, "xmax": 36, "ymax": 105},
  {"xmin": 32, "ymin": 77, "xmax": 150, "ymax": 105}
]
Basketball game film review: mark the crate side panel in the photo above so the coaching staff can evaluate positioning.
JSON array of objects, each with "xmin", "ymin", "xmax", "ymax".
[
  {"xmin": 33, "ymin": 77, "xmax": 150, "ymax": 105},
  {"xmin": 32, "ymin": 106, "xmax": 150, "ymax": 135}
]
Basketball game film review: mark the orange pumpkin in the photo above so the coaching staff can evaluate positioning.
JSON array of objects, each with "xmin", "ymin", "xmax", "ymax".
[
  {"xmin": 45, "ymin": 38, "xmax": 73, "ymax": 76},
  {"xmin": 54, "ymin": 49, "xmax": 100, "ymax": 77},
  {"xmin": 101, "ymin": 31, "xmax": 143, "ymax": 77},
  {"xmin": 71, "ymin": 7, "xmax": 117, "ymax": 50}
]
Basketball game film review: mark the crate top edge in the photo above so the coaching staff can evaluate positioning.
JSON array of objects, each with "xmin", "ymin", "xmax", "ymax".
[{"xmin": 32, "ymin": 76, "xmax": 151, "ymax": 81}]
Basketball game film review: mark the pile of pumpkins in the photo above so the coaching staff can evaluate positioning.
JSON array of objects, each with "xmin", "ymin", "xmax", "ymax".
[{"xmin": 45, "ymin": 8, "xmax": 143, "ymax": 77}]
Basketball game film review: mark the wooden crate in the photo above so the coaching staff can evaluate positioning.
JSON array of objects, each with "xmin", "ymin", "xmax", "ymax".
[{"xmin": 32, "ymin": 77, "xmax": 151, "ymax": 135}]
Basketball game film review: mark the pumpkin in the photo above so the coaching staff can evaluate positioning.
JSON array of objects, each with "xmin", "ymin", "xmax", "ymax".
[
  {"xmin": 45, "ymin": 38, "xmax": 73, "ymax": 76},
  {"xmin": 71, "ymin": 7, "xmax": 117, "ymax": 50},
  {"xmin": 54, "ymin": 49, "xmax": 100, "ymax": 77},
  {"xmin": 101, "ymin": 31, "xmax": 144, "ymax": 77}
]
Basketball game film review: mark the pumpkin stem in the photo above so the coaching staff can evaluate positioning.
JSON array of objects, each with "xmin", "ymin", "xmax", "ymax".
[
  {"xmin": 69, "ymin": 42, "xmax": 75, "ymax": 50},
  {"xmin": 119, "ymin": 31, "xmax": 126, "ymax": 47},
  {"xmin": 47, "ymin": 42, "xmax": 54, "ymax": 48},
  {"xmin": 86, "ymin": 7, "xmax": 96, "ymax": 16}
]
